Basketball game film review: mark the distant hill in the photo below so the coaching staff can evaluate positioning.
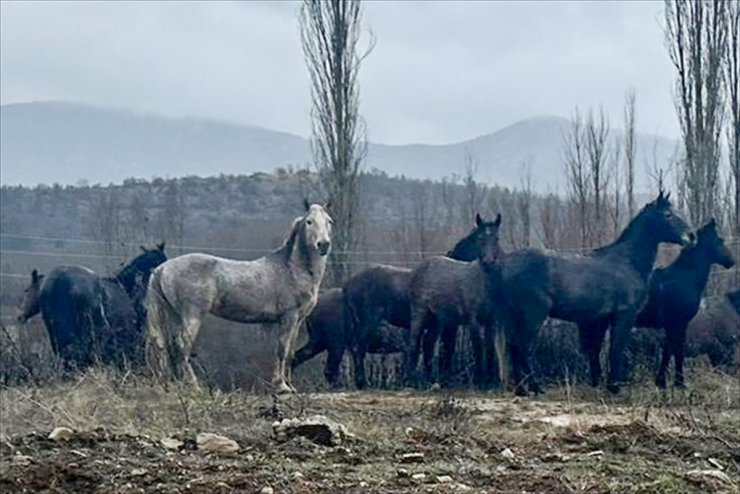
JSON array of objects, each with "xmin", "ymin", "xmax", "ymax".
[{"xmin": 0, "ymin": 101, "xmax": 678, "ymax": 191}]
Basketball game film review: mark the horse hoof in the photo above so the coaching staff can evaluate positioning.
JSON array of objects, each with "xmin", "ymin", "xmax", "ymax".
[
  {"xmin": 655, "ymin": 376, "xmax": 667, "ymax": 389},
  {"xmin": 606, "ymin": 383, "xmax": 621, "ymax": 394},
  {"xmin": 274, "ymin": 382, "xmax": 295, "ymax": 395},
  {"xmin": 514, "ymin": 386, "xmax": 527, "ymax": 397}
]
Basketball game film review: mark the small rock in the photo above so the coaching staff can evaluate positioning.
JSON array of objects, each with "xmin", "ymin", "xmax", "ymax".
[
  {"xmin": 246, "ymin": 454, "xmax": 255, "ymax": 462},
  {"xmin": 411, "ymin": 473, "xmax": 426, "ymax": 481},
  {"xmin": 160, "ymin": 438, "xmax": 184, "ymax": 451},
  {"xmin": 500, "ymin": 448, "xmax": 516, "ymax": 460},
  {"xmin": 687, "ymin": 469, "xmax": 733, "ymax": 487},
  {"xmin": 455, "ymin": 483, "xmax": 472, "ymax": 492},
  {"xmin": 11, "ymin": 454, "xmax": 32, "ymax": 467},
  {"xmin": 359, "ymin": 481, "xmax": 369, "ymax": 487},
  {"xmin": 48, "ymin": 427, "xmax": 74, "ymax": 441},
  {"xmin": 196, "ymin": 433, "xmax": 239, "ymax": 453},
  {"xmin": 436, "ymin": 475, "xmax": 453, "ymax": 483},
  {"xmin": 272, "ymin": 415, "xmax": 352, "ymax": 446},
  {"xmin": 131, "ymin": 468, "xmax": 147, "ymax": 477},
  {"xmin": 260, "ymin": 487, "xmax": 274, "ymax": 494},
  {"xmin": 397, "ymin": 468, "xmax": 410, "ymax": 477},
  {"xmin": 400, "ymin": 452, "xmax": 425, "ymax": 463}
]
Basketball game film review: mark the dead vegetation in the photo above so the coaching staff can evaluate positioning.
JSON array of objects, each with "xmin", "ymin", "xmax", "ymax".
[{"xmin": 0, "ymin": 367, "xmax": 738, "ymax": 493}]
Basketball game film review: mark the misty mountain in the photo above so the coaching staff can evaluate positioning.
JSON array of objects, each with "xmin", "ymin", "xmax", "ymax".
[{"xmin": 0, "ymin": 101, "xmax": 678, "ymax": 191}]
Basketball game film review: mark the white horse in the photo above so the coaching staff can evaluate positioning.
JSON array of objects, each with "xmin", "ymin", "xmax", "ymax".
[{"xmin": 146, "ymin": 201, "xmax": 332, "ymax": 393}]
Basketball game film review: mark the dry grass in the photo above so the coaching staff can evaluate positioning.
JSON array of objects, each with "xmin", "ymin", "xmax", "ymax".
[{"xmin": 0, "ymin": 366, "xmax": 738, "ymax": 493}]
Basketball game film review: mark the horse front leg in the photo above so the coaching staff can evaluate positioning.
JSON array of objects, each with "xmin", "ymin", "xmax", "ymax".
[
  {"xmin": 438, "ymin": 323, "xmax": 458, "ymax": 387},
  {"xmin": 273, "ymin": 313, "xmax": 301, "ymax": 394},
  {"xmin": 404, "ymin": 307, "xmax": 426, "ymax": 387},
  {"xmin": 607, "ymin": 312, "xmax": 636, "ymax": 394},
  {"xmin": 673, "ymin": 323, "xmax": 689, "ymax": 388},
  {"xmin": 655, "ymin": 330, "xmax": 672, "ymax": 389}
]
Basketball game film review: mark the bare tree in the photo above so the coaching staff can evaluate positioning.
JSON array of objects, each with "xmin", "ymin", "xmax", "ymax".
[
  {"xmin": 585, "ymin": 107, "xmax": 611, "ymax": 244},
  {"xmin": 516, "ymin": 161, "xmax": 533, "ymax": 248},
  {"xmin": 462, "ymin": 150, "xmax": 486, "ymax": 226},
  {"xmin": 665, "ymin": 0, "xmax": 729, "ymax": 225},
  {"xmin": 563, "ymin": 108, "xmax": 590, "ymax": 248},
  {"xmin": 300, "ymin": 0, "xmax": 374, "ymax": 284},
  {"xmin": 727, "ymin": 1, "xmax": 740, "ymax": 239},
  {"xmin": 623, "ymin": 89, "xmax": 637, "ymax": 218}
]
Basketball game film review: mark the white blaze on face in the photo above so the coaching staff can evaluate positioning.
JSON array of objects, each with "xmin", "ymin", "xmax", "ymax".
[{"xmin": 305, "ymin": 204, "xmax": 333, "ymax": 254}]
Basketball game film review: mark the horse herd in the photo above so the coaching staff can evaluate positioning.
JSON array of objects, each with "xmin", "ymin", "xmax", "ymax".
[{"xmin": 14, "ymin": 194, "xmax": 739, "ymax": 396}]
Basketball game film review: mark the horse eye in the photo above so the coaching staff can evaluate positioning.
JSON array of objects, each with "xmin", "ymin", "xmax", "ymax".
[{"xmin": 306, "ymin": 220, "xmax": 313, "ymax": 225}]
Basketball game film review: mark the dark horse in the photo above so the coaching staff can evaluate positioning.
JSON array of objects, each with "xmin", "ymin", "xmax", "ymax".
[
  {"xmin": 406, "ymin": 213, "xmax": 503, "ymax": 387},
  {"xmin": 291, "ymin": 287, "xmax": 406, "ymax": 387},
  {"xmin": 294, "ymin": 214, "xmax": 502, "ymax": 389},
  {"xmin": 497, "ymin": 192, "xmax": 692, "ymax": 395},
  {"xmin": 634, "ymin": 219, "xmax": 735, "ymax": 388},
  {"xmin": 17, "ymin": 244, "xmax": 167, "ymax": 370}
]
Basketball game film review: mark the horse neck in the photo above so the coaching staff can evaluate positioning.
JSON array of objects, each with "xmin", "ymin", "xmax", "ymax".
[
  {"xmin": 279, "ymin": 233, "xmax": 326, "ymax": 285},
  {"xmin": 448, "ymin": 236, "xmax": 477, "ymax": 261},
  {"xmin": 115, "ymin": 263, "xmax": 142, "ymax": 297},
  {"xmin": 595, "ymin": 219, "xmax": 661, "ymax": 280},
  {"xmin": 670, "ymin": 244, "xmax": 713, "ymax": 288}
]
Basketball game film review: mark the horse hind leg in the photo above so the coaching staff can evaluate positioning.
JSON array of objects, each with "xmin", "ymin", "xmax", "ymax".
[{"xmin": 179, "ymin": 314, "xmax": 204, "ymax": 390}]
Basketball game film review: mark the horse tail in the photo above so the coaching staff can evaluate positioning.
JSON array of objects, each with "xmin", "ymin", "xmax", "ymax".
[{"xmin": 145, "ymin": 267, "xmax": 181, "ymax": 381}]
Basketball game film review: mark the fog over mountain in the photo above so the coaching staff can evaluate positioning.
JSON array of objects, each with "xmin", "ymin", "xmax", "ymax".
[{"xmin": 0, "ymin": 101, "xmax": 678, "ymax": 192}]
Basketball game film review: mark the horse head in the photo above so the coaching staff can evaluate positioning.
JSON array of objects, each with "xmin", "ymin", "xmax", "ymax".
[
  {"xmin": 17, "ymin": 269, "xmax": 44, "ymax": 324},
  {"xmin": 448, "ymin": 213, "xmax": 503, "ymax": 265},
  {"xmin": 640, "ymin": 191, "xmax": 693, "ymax": 247},
  {"xmin": 302, "ymin": 200, "xmax": 333, "ymax": 257},
  {"xmin": 696, "ymin": 219, "xmax": 735, "ymax": 269},
  {"xmin": 475, "ymin": 213, "xmax": 503, "ymax": 267},
  {"xmin": 117, "ymin": 243, "xmax": 168, "ymax": 295}
]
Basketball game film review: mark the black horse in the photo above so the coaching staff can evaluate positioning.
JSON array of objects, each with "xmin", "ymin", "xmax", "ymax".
[
  {"xmin": 406, "ymin": 213, "xmax": 503, "ymax": 387},
  {"xmin": 291, "ymin": 288, "xmax": 407, "ymax": 388},
  {"xmin": 497, "ymin": 192, "xmax": 692, "ymax": 395},
  {"xmin": 294, "ymin": 214, "xmax": 502, "ymax": 389},
  {"xmin": 634, "ymin": 219, "xmax": 735, "ymax": 388},
  {"xmin": 17, "ymin": 244, "xmax": 167, "ymax": 370}
]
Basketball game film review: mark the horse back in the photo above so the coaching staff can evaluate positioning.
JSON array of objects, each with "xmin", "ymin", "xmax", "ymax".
[{"xmin": 344, "ymin": 265, "xmax": 412, "ymax": 328}]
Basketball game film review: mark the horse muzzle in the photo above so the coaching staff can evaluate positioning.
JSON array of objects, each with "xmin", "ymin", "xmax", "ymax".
[
  {"xmin": 318, "ymin": 241, "xmax": 331, "ymax": 257},
  {"xmin": 681, "ymin": 232, "xmax": 696, "ymax": 246}
]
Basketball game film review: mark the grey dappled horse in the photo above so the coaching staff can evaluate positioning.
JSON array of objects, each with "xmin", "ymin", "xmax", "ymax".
[
  {"xmin": 498, "ymin": 192, "xmax": 693, "ymax": 395},
  {"xmin": 406, "ymin": 213, "xmax": 503, "ymax": 387},
  {"xmin": 146, "ymin": 202, "xmax": 332, "ymax": 393}
]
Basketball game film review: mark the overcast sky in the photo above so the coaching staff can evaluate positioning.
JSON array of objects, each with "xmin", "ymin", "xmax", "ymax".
[{"xmin": 1, "ymin": 0, "xmax": 677, "ymax": 145}]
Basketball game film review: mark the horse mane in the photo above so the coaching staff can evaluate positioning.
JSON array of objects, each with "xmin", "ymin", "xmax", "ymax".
[
  {"xmin": 447, "ymin": 227, "xmax": 478, "ymax": 261},
  {"xmin": 274, "ymin": 216, "xmax": 304, "ymax": 263},
  {"xmin": 593, "ymin": 202, "xmax": 653, "ymax": 255}
]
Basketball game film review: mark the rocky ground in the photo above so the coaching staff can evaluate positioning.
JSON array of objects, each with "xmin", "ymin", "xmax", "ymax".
[{"xmin": 0, "ymin": 369, "xmax": 738, "ymax": 493}]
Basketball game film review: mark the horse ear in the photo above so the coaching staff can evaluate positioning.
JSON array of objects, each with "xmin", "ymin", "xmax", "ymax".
[
  {"xmin": 665, "ymin": 191, "xmax": 671, "ymax": 201},
  {"xmin": 31, "ymin": 269, "xmax": 39, "ymax": 283},
  {"xmin": 157, "ymin": 241, "xmax": 166, "ymax": 252},
  {"xmin": 324, "ymin": 199, "xmax": 332, "ymax": 210},
  {"xmin": 475, "ymin": 213, "xmax": 483, "ymax": 227},
  {"xmin": 494, "ymin": 213, "xmax": 502, "ymax": 227},
  {"xmin": 140, "ymin": 245, "xmax": 147, "ymax": 253},
  {"xmin": 304, "ymin": 198, "xmax": 311, "ymax": 212}
]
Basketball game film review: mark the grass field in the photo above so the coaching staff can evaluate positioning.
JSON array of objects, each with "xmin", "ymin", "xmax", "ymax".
[{"xmin": 1, "ymin": 367, "xmax": 738, "ymax": 493}]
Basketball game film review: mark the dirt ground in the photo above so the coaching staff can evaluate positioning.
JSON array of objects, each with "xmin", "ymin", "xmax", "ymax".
[{"xmin": 0, "ymin": 370, "xmax": 738, "ymax": 493}]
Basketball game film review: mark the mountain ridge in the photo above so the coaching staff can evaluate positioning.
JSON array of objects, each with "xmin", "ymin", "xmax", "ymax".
[{"xmin": 0, "ymin": 101, "xmax": 678, "ymax": 191}]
